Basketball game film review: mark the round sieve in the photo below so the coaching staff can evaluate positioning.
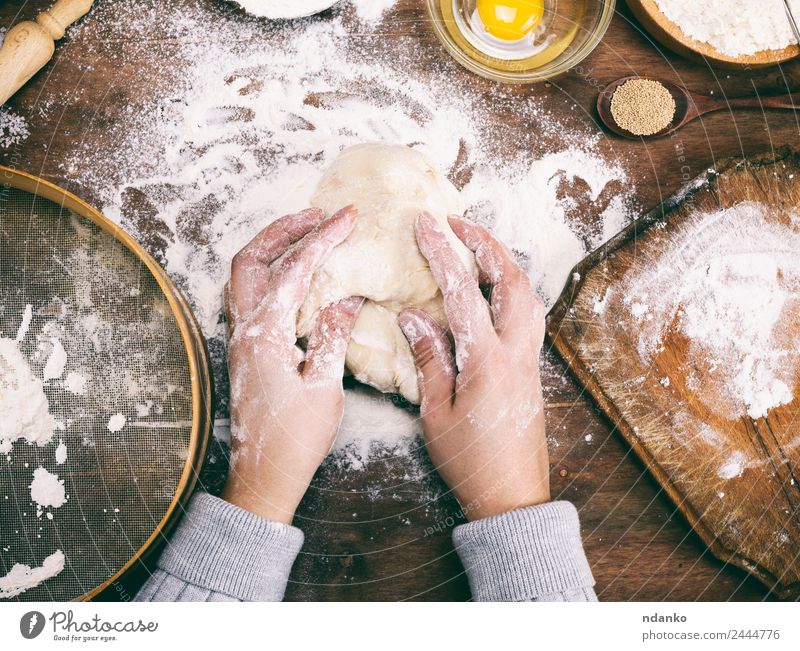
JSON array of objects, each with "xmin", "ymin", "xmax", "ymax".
[{"xmin": 0, "ymin": 167, "xmax": 212, "ymax": 602}]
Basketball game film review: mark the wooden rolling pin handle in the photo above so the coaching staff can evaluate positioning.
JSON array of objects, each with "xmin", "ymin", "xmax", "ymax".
[{"xmin": 0, "ymin": 0, "xmax": 95, "ymax": 106}]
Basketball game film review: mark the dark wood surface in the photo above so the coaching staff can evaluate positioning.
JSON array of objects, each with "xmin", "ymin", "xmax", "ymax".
[{"xmin": 2, "ymin": 0, "xmax": 800, "ymax": 601}]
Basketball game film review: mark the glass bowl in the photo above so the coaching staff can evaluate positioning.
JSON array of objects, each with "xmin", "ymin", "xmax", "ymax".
[{"xmin": 426, "ymin": 0, "xmax": 616, "ymax": 83}]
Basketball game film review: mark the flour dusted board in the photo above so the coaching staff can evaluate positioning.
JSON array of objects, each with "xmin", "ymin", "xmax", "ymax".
[{"xmin": 547, "ymin": 150, "xmax": 800, "ymax": 598}]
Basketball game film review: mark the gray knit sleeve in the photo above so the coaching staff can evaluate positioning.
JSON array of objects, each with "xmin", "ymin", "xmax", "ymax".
[
  {"xmin": 452, "ymin": 501, "xmax": 597, "ymax": 602},
  {"xmin": 134, "ymin": 492, "xmax": 304, "ymax": 602}
]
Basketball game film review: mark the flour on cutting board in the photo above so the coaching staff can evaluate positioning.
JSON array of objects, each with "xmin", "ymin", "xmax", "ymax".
[
  {"xmin": 0, "ymin": 550, "xmax": 65, "ymax": 600},
  {"xmin": 623, "ymin": 201, "xmax": 800, "ymax": 421}
]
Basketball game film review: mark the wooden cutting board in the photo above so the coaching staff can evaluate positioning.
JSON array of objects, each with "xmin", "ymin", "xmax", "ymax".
[{"xmin": 547, "ymin": 149, "xmax": 800, "ymax": 599}]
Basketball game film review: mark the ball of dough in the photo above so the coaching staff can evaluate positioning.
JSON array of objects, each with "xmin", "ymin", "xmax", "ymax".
[{"xmin": 297, "ymin": 143, "xmax": 478, "ymax": 404}]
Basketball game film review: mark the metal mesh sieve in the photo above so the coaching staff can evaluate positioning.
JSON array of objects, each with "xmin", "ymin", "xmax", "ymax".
[{"xmin": 0, "ymin": 170, "xmax": 211, "ymax": 601}]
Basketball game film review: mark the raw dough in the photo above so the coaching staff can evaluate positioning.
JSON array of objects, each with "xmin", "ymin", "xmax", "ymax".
[{"xmin": 297, "ymin": 143, "xmax": 477, "ymax": 403}]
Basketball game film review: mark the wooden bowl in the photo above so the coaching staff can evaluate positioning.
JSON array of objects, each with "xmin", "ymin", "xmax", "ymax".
[{"xmin": 627, "ymin": 0, "xmax": 800, "ymax": 69}]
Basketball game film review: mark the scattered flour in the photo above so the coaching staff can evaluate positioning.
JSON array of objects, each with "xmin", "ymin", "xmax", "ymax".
[
  {"xmin": 30, "ymin": 467, "xmax": 67, "ymax": 515},
  {"xmin": 63, "ymin": 371, "xmax": 87, "ymax": 395},
  {"xmin": 15, "ymin": 304, "xmax": 33, "ymax": 343},
  {"xmin": 231, "ymin": 0, "xmax": 340, "ymax": 19},
  {"xmin": 135, "ymin": 401, "xmax": 153, "ymax": 417},
  {"xmin": 624, "ymin": 202, "xmax": 800, "ymax": 420},
  {"xmin": 352, "ymin": 0, "xmax": 398, "ymax": 22},
  {"xmin": 58, "ymin": 1, "xmax": 635, "ymax": 459},
  {"xmin": 66, "ymin": 4, "xmax": 635, "ymax": 339},
  {"xmin": 332, "ymin": 387, "xmax": 421, "ymax": 468},
  {"xmin": 0, "ymin": 550, "xmax": 65, "ymax": 599},
  {"xmin": 107, "ymin": 413, "xmax": 127, "ymax": 433},
  {"xmin": 654, "ymin": 0, "xmax": 800, "ymax": 57},
  {"xmin": 0, "ymin": 107, "xmax": 29, "ymax": 149},
  {"xmin": 43, "ymin": 338, "xmax": 68, "ymax": 381},
  {"xmin": 55, "ymin": 440, "xmax": 68, "ymax": 465},
  {"xmin": 462, "ymin": 149, "xmax": 631, "ymax": 303},
  {"xmin": 230, "ymin": 0, "xmax": 396, "ymax": 21},
  {"xmin": 0, "ymin": 338, "xmax": 57, "ymax": 447},
  {"xmin": 717, "ymin": 450, "xmax": 748, "ymax": 479}
]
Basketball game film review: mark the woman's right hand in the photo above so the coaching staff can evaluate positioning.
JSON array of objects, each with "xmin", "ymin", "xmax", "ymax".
[{"xmin": 398, "ymin": 214, "xmax": 550, "ymax": 522}]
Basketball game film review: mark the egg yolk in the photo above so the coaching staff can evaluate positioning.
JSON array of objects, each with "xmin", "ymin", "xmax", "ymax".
[{"xmin": 476, "ymin": 0, "xmax": 545, "ymax": 41}]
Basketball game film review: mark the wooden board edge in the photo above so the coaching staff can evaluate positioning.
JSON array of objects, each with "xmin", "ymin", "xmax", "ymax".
[{"xmin": 544, "ymin": 148, "xmax": 800, "ymax": 600}]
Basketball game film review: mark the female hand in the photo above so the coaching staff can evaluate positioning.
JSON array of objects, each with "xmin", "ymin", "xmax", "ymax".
[
  {"xmin": 221, "ymin": 207, "xmax": 363, "ymax": 524},
  {"xmin": 398, "ymin": 213, "xmax": 549, "ymax": 522}
]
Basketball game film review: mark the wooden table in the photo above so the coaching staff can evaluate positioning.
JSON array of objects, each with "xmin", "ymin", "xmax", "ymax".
[{"xmin": 2, "ymin": 0, "xmax": 799, "ymax": 601}]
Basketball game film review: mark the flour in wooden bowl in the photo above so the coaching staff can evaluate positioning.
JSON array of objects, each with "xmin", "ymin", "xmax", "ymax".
[{"xmin": 654, "ymin": 0, "xmax": 800, "ymax": 57}]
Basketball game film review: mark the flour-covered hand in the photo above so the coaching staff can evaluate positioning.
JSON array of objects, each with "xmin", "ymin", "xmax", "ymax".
[
  {"xmin": 398, "ymin": 213, "xmax": 549, "ymax": 521},
  {"xmin": 221, "ymin": 206, "xmax": 363, "ymax": 524}
]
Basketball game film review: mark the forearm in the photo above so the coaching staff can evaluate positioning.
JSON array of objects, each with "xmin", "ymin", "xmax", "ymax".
[
  {"xmin": 135, "ymin": 492, "xmax": 303, "ymax": 602},
  {"xmin": 452, "ymin": 501, "xmax": 597, "ymax": 602}
]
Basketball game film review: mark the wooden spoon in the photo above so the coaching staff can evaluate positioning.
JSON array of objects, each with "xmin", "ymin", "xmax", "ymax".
[{"xmin": 598, "ymin": 76, "xmax": 800, "ymax": 139}]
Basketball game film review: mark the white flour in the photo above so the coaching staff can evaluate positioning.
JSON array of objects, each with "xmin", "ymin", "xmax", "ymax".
[
  {"xmin": 332, "ymin": 387, "xmax": 421, "ymax": 465},
  {"xmin": 231, "ymin": 0, "xmax": 396, "ymax": 21},
  {"xmin": 0, "ymin": 338, "xmax": 57, "ymax": 447},
  {"xmin": 462, "ymin": 149, "xmax": 631, "ymax": 302},
  {"xmin": 717, "ymin": 450, "xmax": 748, "ymax": 479},
  {"xmin": 29, "ymin": 467, "xmax": 67, "ymax": 515},
  {"xmin": 624, "ymin": 202, "xmax": 800, "ymax": 420},
  {"xmin": 55, "ymin": 440, "xmax": 68, "ymax": 465},
  {"xmin": 43, "ymin": 338, "xmax": 67, "ymax": 381},
  {"xmin": 15, "ymin": 305, "xmax": 33, "ymax": 343},
  {"xmin": 352, "ymin": 0, "xmax": 398, "ymax": 22},
  {"xmin": 66, "ymin": 5, "xmax": 634, "ymax": 339},
  {"xmin": 107, "ymin": 413, "xmax": 127, "ymax": 433},
  {"xmin": 0, "ymin": 107, "xmax": 29, "ymax": 149},
  {"xmin": 64, "ymin": 371, "xmax": 87, "ymax": 395},
  {"xmin": 231, "ymin": 0, "xmax": 340, "ymax": 19},
  {"xmin": 654, "ymin": 0, "xmax": 800, "ymax": 57},
  {"xmin": 61, "ymin": 1, "xmax": 635, "ymax": 458},
  {"xmin": 0, "ymin": 550, "xmax": 65, "ymax": 599}
]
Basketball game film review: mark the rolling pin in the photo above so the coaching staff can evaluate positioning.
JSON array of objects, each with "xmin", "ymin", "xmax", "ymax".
[{"xmin": 0, "ymin": 0, "xmax": 95, "ymax": 106}]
